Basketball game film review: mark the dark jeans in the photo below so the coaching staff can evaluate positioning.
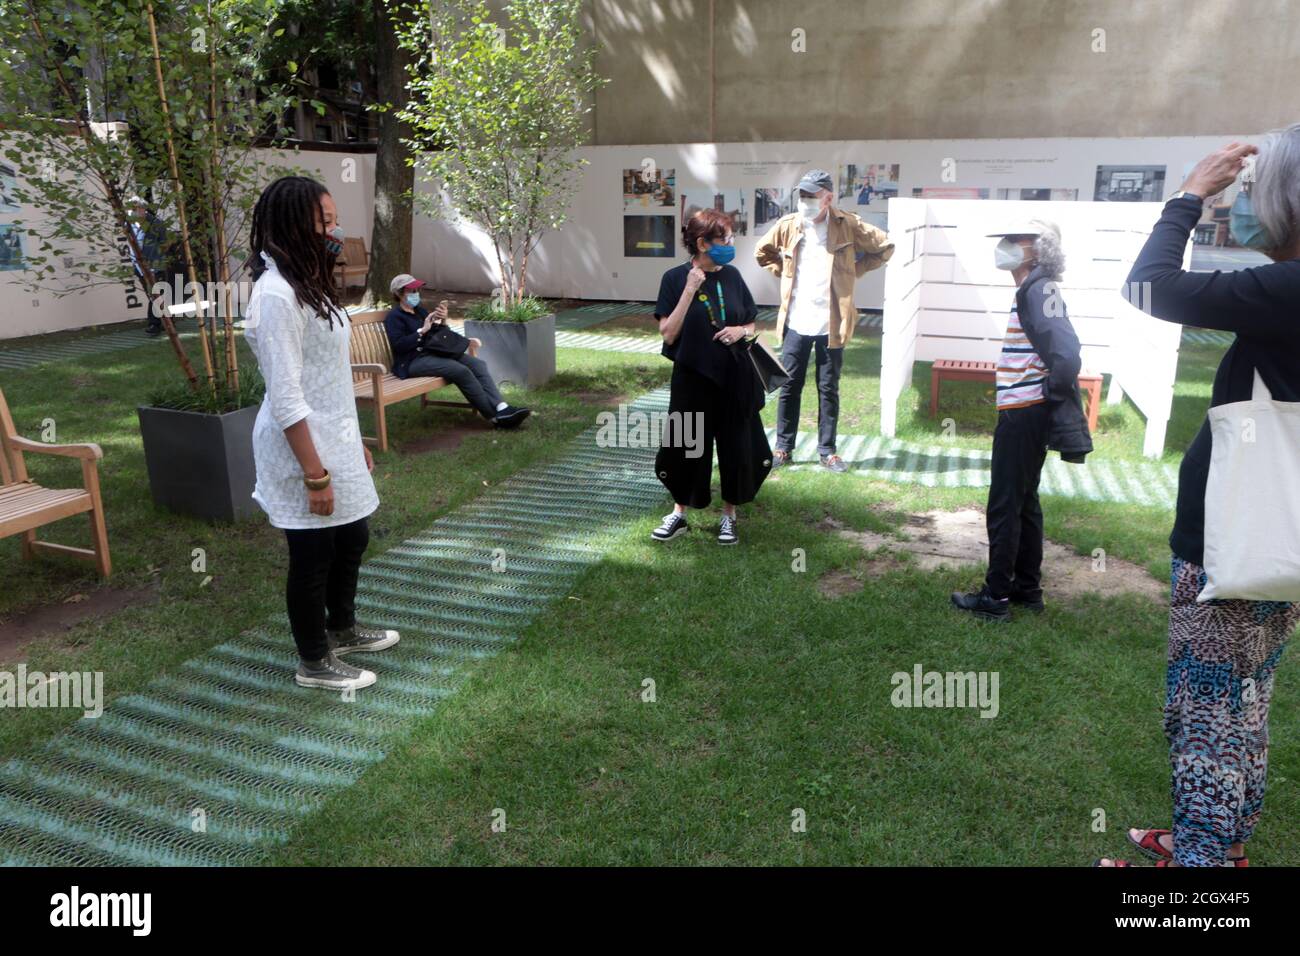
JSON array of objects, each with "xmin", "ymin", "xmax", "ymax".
[
  {"xmin": 408, "ymin": 353, "xmax": 504, "ymax": 419},
  {"xmin": 283, "ymin": 516, "xmax": 369, "ymax": 661},
  {"xmin": 775, "ymin": 328, "xmax": 843, "ymax": 458},
  {"xmin": 984, "ymin": 403, "xmax": 1051, "ymax": 600},
  {"xmin": 655, "ymin": 362, "xmax": 772, "ymax": 508}
]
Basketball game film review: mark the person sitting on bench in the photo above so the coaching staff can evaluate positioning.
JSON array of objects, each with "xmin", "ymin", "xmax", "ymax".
[{"xmin": 383, "ymin": 274, "xmax": 530, "ymax": 429}]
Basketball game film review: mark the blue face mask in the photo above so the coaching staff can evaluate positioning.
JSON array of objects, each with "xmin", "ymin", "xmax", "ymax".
[
  {"xmin": 706, "ymin": 241, "xmax": 735, "ymax": 265},
  {"xmin": 404, "ymin": 292, "xmax": 421, "ymax": 307},
  {"xmin": 1229, "ymin": 191, "xmax": 1272, "ymax": 251}
]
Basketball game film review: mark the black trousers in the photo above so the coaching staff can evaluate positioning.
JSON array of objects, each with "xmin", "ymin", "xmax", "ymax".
[
  {"xmin": 775, "ymin": 329, "xmax": 843, "ymax": 457},
  {"xmin": 408, "ymin": 353, "xmax": 504, "ymax": 419},
  {"xmin": 655, "ymin": 362, "xmax": 772, "ymax": 509},
  {"xmin": 985, "ymin": 403, "xmax": 1051, "ymax": 599},
  {"xmin": 283, "ymin": 516, "xmax": 369, "ymax": 661}
]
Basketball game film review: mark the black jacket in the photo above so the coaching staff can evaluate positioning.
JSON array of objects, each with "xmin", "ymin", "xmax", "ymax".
[
  {"xmin": 1125, "ymin": 194, "xmax": 1300, "ymax": 566},
  {"xmin": 1014, "ymin": 266, "xmax": 1093, "ymax": 463}
]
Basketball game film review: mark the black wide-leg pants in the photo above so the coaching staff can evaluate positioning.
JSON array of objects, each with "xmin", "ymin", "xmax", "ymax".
[{"xmin": 654, "ymin": 362, "xmax": 772, "ymax": 509}]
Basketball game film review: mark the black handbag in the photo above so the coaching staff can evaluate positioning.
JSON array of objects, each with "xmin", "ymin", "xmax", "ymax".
[
  {"xmin": 745, "ymin": 336, "xmax": 791, "ymax": 393},
  {"xmin": 419, "ymin": 322, "xmax": 470, "ymax": 358}
]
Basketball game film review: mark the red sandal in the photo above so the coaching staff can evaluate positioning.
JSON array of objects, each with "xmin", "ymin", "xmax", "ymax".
[{"xmin": 1128, "ymin": 828, "xmax": 1173, "ymax": 861}]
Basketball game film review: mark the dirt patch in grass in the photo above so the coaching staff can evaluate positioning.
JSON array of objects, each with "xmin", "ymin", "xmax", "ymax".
[
  {"xmin": 571, "ymin": 389, "xmax": 630, "ymax": 407},
  {"xmin": 399, "ymin": 422, "xmax": 486, "ymax": 454},
  {"xmin": 0, "ymin": 583, "xmax": 160, "ymax": 664},
  {"xmin": 830, "ymin": 508, "xmax": 1165, "ymax": 603},
  {"xmin": 817, "ymin": 569, "xmax": 864, "ymax": 599}
]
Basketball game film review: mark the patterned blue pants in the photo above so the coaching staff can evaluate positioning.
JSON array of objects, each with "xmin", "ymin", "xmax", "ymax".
[{"xmin": 1166, "ymin": 556, "xmax": 1299, "ymax": 865}]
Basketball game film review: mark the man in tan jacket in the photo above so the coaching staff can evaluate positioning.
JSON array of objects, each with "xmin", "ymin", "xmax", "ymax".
[{"xmin": 755, "ymin": 169, "xmax": 894, "ymax": 471}]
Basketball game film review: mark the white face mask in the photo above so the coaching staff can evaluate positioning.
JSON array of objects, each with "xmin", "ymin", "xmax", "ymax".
[
  {"xmin": 798, "ymin": 197, "xmax": 822, "ymax": 221},
  {"xmin": 994, "ymin": 237, "xmax": 1027, "ymax": 271}
]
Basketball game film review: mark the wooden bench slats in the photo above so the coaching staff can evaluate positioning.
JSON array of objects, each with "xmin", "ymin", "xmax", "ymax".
[
  {"xmin": 347, "ymin": 309, "xmax": 475, "ymax": 452},
  {"xmin": 1, "ymin": 387, "xmax": 111, "ymax": 577},
  {"xmin": 929, "ymin": 360, "xmax": 1103, "ymax": 432}
]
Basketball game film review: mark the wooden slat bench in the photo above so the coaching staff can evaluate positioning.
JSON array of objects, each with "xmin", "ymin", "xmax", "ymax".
[
  {"xmin": 334, "ymin": 237, "xmax": 370, "ymax": 293},
  {"xmin": 349, "ymin": 309, "xmax": 478, "ymax": 453},
  {"xmin": 929, "ymin": 359, "xmax": 1103, "ymax": 432},
  {"xmin": 0, "ymin": 386, "xmax": 111, "ymax": 577}
]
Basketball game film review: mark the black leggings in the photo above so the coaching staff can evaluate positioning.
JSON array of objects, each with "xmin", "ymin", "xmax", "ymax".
[{"xmin": 283, "ymin": 517, "xmax": 369, "ymax": 661}]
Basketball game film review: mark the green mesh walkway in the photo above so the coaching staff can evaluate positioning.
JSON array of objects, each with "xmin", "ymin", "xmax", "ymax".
[
  {"xmin": 0, "ymin": 327, "xmax": 215, "ymax": 372},
  {"xmin": 773, "ymin": 430, "xmax": 1179, "ymax": 508},
  {"xmin": 0, "ymin": 390, "xmax": 672, "ymax": 866}
]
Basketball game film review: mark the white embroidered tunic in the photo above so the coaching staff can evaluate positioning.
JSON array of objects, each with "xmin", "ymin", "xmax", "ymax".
[{"xmin": 243, "ymin": 253, "xmax": 378, "ymax": 529}]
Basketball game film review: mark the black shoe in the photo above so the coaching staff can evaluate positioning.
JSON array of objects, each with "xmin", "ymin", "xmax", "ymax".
[
  {"xmin": 1009, "ymin": 588, "xmax": 1045, "ymax": 613},
  {"xmin": 493, "ymin": 406, "xmax": 531, "ymax": 429},
  {"xmin": 145, "ymin": 325, "xmax": 162, "ymax": 337},
  {"xmin": 651, "ymin": 511, "xmax": 689, "ymax": 541},
  {"xmin": 950, "ymin": 587, "xmax": 1011, "ymax": 623},
  {"xmin": 717, "ymin": 513, "xmax": 738, "ymax": 545}
]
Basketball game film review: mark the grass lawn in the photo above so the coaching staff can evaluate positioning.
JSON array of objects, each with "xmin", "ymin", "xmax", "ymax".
[{"xmin": 3, "ymin": 320, "xmax": 1296, "ymax": 866}]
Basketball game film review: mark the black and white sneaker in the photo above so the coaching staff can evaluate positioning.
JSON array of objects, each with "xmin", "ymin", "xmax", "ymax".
[
  {"xmin": 295, "ymin": 651, "xmax": 377, "ymax": 691},
  {"xmin": 651, "ymin": 511, "xmax": 689, "ymax": 541},
  {"xmin": 493, "ymin": 406, "xmax": 531, "ymax": 429},
  {"xmin": 717, "ymin": 513, "xmax": 738, "ymax": 545},
  {"xmin": 328, "ymin": 624, "xmax": 400, "ymax": 655}
]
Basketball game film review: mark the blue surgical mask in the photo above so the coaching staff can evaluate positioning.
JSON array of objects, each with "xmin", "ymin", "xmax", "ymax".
[
  {"xmin": 404, "ymin": 292, "xmax": 421, "ymax": 307},
  {"xmin": 323, "ymin": 225, "xmax": 344, "ymax": 256},
  {"xmin": 706, "ymin": 241, "xmax": 735, "ymax": 266},
  {"xmin": 1229, "ymin": 191, "xmax": 1272, "ymax": 251}
]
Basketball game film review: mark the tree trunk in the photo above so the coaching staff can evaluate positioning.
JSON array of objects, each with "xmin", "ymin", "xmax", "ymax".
[{"xmin": 362, "ymin": 0, "xmax": 414, "ymax": 309}]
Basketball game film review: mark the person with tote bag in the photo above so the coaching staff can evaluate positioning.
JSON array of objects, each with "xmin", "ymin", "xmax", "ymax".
[{"xmin": 1096, "ymin": 132, "xmax": 1300, "ymax": 867}]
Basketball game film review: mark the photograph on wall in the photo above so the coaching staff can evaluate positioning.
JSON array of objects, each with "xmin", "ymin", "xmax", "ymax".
[
  {"xmin": 993, "ymin": 187, "xmax": 1079, "ymax": 201},
  {"xmin": 754, "ymin": 187, "xmax": 793, "ymax": 229},
  {"xmin": 0, "ymin": 163, "xmax": 18, "ymax": 212},
  {"xmin": 622, "ymin": 167, "xmax": 676, "ymax": 211},
  {"xmin": 911, "ymin": 186, "xmax": 991, "ymax": 199},
  {"xmin": 0, "ymin": 224, "xmax": 26, "ymax": 271},
  {"xmin": 1094, "ymin": 165, "xmax": 1166, "ymax": 202},
  {"xmin": 623, "ymin": 214, "xmax": 676, "ymax": 258},
  {"xmin": 681, "ymin": 190, "xmax": 748, "ymax": 236},
  {"xmin": 838, "ymin": 164, "xmax": 900, "ymax": 207}
]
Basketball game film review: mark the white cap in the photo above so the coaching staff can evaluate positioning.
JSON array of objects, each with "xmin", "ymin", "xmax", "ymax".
[
  {"xmin": 985, "ymin": 218, "xmax": 1047, "ymax": 238},
  {"xmin": 389, "ymin": 273, "xmax": 425, "ymax": 295}
]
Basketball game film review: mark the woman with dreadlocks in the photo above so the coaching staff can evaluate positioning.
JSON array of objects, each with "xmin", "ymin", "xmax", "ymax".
[{"xmin": 245, "ymin": 175, "xmax": 398, "ymax": 692}]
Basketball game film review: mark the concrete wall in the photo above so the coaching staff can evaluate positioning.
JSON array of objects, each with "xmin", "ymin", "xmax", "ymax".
[{"xmin": 589, "ymin": 0, "xmax": 1300, "ymax": 145}]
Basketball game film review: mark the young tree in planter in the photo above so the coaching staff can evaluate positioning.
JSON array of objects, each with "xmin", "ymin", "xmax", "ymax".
[
  {"xmin": 392, "ymin": 0, "xmax": 602, "ymax": 310},
  {"xmin": 0, "ymin": 0, "xmax": 297, "ymax": 408}
]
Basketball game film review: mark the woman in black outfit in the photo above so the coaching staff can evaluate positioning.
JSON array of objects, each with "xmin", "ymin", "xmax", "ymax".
[
  {"xmin": 652, "ymin": 207, "xmax": 772, "ymax": 546},
  {"xmin": 1096, "ymin": 134, "xmax": 1300, "ymax": 867}
]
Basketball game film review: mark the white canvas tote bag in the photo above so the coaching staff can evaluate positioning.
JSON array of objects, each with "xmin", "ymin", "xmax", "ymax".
[{"xmin": 1200, "ymin": 369, "xmax": 1300, "ymax": 602}]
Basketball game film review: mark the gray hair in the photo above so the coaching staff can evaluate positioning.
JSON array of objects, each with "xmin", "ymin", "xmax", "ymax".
[
  {"xmin": 1030, "ymin": 218, "xmax": 1065, "ymax": 280},
  {"xmin": 1250, "ymin": 123, "xmax": 1300, "ymax": 252}
]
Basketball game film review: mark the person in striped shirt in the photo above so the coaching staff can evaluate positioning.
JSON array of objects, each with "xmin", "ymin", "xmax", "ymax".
[{"xmin": 952, "ymin": 218, "xmax": 1086, "ymax": 623}]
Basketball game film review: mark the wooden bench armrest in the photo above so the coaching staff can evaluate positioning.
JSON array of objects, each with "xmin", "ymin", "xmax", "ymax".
[
  {"xmin": 351, "ymin": 363, "xmax": 388, "ymax": 375},
  {"xmin": 8, "ymin": 435, "xmax": 103, "ymax": 460}
]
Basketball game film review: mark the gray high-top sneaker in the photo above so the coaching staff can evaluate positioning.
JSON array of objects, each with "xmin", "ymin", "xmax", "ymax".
[
  {"xmin": 295, "ymin": 651, "xmax": 377, "ymax": 690},
  {"xmin": 327, "ymin": 624, "xmax": 400, "ymax": 655}
]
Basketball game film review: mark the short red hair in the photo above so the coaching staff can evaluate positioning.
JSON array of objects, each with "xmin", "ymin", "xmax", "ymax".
[{"xmin": 682, "ymin": 207, "xmax": 731, "ymax": 256}]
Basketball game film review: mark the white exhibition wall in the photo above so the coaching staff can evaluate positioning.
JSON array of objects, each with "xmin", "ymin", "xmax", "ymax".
[
  {"xmin": 880, "ymin": 198, "xmax": 1188, "ymax": 458},
  {"xmin": 0, "ymin": 143, "xmax": 376, "ymax": 341},
  {"xmin": 0, "ymin": 133, "xmax": 1242, "ymax": 341},
  {"xmin": 412, "ymin": 134, "xmax": 1246, "ymax": 311}
]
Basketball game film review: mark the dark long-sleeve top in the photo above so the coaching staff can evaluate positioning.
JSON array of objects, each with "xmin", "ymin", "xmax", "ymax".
[
  {"xmin": 1125, "ymin": 194, "xmax": 1300, "ymax": 565},
  {"xmin": 383, "ymin": 304, "xmax": 430, "ymax": 379}
]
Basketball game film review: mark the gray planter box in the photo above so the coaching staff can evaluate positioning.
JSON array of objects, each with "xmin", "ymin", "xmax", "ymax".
[
  {"xmin": 463, "ymin": 313, "xmax": 555, "ymax": 389},
  {"xmin": 137, "ymin": 403, "xmax": 259, "ymax": 523}
]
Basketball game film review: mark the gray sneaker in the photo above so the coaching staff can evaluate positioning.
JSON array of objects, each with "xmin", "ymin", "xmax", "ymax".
[
  {"xmin": 328, "ymin": 624, "xmax": 400, "ymax": 655},
  {"xmin": 820, "ymin": 454, "xmax": 848, "ymax": 474},
  {"xmin": 295, "ymin": 651, "xmax": 377, "ymax": 691}
]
